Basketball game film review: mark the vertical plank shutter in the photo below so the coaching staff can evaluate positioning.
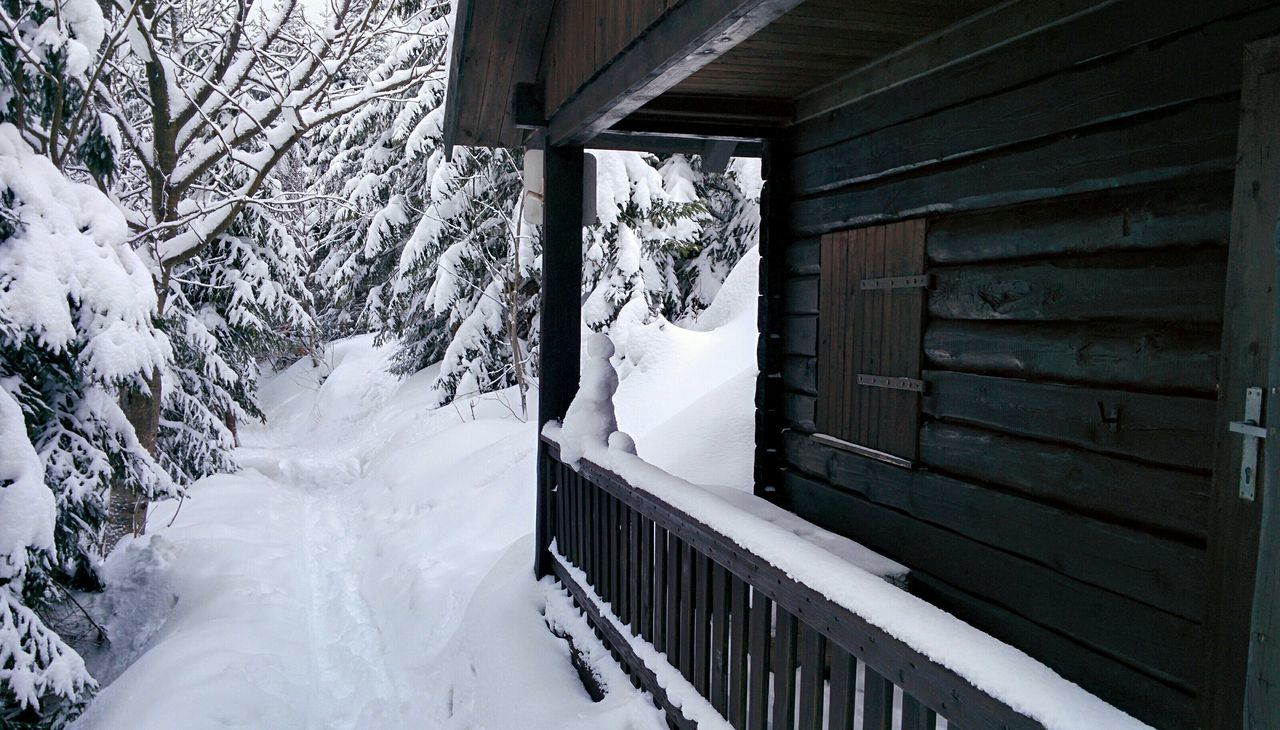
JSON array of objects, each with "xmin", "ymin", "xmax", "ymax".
[{"xmin": 817, "ymin": 219, "xmax": 927, "ymax": 463}]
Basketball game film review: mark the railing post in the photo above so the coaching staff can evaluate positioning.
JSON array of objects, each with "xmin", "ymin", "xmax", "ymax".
[{"xmin": 536, "ymin": 142, "xmax": 584, "ymax": 578}]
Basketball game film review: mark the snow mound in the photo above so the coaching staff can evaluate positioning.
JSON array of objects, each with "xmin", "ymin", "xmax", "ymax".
[{"xmin": 613, "ymin": 247, "xmax": 759, "ymax": 488}]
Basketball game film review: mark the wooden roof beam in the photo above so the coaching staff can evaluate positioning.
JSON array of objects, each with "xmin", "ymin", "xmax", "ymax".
[{"xmin": 547, "ymin": 0, "xmax": 804, "ymax": 146}]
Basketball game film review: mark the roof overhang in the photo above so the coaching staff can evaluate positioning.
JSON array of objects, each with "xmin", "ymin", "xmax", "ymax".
[{"xmin": 444, "ymin": 0, "xmax": 1008, "ymax": 156}]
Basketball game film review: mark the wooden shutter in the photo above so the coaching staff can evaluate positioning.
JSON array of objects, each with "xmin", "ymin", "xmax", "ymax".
[{"xmin": 816, "ymin": 219, "xmax": 927, "ymax": 465}]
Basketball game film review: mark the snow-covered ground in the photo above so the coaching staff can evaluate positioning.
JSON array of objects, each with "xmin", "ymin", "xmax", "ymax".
[{"xmin": 72, "ymin": 253, "xmax": 762, "ymax": 730}]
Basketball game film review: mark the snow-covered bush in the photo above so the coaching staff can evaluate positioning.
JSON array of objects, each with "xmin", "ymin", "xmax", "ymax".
[{"xmin": 0, "ymin": 123, "xmax": 171, "ymax": 725}]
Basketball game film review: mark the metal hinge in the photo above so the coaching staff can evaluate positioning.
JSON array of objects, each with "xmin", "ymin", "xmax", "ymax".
[
  {"xmin": 857, "ymin": 374, "xmax": 925, "ymax": 393},
  {"xmin": 860, "ymin": 274, "xmax": 932, "ymax": 291},
  {"xmin": 1229, "ymin": 386, "xmax": 1268, "ymax": 501}
]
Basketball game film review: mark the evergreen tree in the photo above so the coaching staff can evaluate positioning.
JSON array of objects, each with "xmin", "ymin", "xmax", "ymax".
[{"xmin": 0, "ymin": 123, "xmax": 170, "ymax": 727}]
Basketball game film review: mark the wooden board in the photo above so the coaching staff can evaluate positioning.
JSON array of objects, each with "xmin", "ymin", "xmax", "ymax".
[
  {"xmin": 792, "ymin": 95, "xmax": 1239, "ymax": 238},
  {"xmin": 928, "ymin": 248, "xmax": 1226, "ymax": 323},
  {"xmin": 923, "ymin": 320, "xmax": 1221, "ymax": 395},
  {"xmin": 791, "ymin": 2, "xmax": 1280, "ymax": 195},
  {"xmin": 926, "ymin": 176, "xmax": 1233, "ymax": 265},
  {"xmin": 777, "ymin": 467, "xmax": 1202, "ymax": 691},
  {"xmin": 922, "ymin": 370, "xmax": 1217, "ymax": 472},
  {"xmin": 919, "ymin": 421, "xmax": 1210, "ymax": 541},
  {"xmin": 791, "ymin": 0, "xmax": 1269, "ymax": 154},
  {"xmin": 783, "ymin": 431, "xmax": 1206, "ymax": 622}
]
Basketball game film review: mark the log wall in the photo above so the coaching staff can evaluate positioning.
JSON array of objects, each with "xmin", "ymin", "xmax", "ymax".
[{"xmin": 763, "ymin": 2, "xmax": 1280, "ymax": 726}]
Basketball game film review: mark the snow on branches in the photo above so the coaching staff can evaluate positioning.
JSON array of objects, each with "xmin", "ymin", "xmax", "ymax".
[{"xmin": 0, "ymin": 123, "xmax": 166, "ymax": 722}]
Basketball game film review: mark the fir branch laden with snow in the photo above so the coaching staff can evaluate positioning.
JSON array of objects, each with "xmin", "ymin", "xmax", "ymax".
[{"xmin": 0, "ymin": 123, "xmax": 170, "ymax": 724}]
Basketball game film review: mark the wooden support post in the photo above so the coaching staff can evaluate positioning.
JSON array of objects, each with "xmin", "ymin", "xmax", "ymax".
[
  {"xmin": 755, "ymin": 137, "xmax": 790, "ymax": 502},
  {"xmin": 536, "ymin": 143, "xmax": 584, "ymax": 578},
  {"xmin": 1203, "ymin": 35, "xmax": 1280, "ymax": 730}
]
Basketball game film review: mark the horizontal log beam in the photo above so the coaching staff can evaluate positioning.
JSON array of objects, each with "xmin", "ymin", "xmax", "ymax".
[
  {"xmin": 928, "ymin": 248, "xmax": 1227, "ymax": 323},
  {"xmin": 922, "ymin": 369, "xmax": 1216, "ymax": 472},
  {"xmin": 923, "ymin": 320, "xmax": 1220, "ymax": 395},
  {"xmin": 547, "ymin": 0, "xmax": 803, "ymax": 145}
]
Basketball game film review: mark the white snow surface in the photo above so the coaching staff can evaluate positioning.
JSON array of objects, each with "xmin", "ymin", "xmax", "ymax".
[{"xmin": 73, "ymin": 337, "xmax": 665, "ymax": 730}]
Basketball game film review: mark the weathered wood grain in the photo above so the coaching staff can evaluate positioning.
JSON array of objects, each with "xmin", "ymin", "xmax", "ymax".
[
  {"xmin": 778, "ymin": 467, "xmax": 1201, "ymax": 690},
  {"xmin": 926, "ymin": 176, "xmax": 1233, "ymax": 264},
  {"xmin": 791, "ymin": 96, "xmax": 1238, "ymax": 237},
  {"xmin": 784, "ymin": 430, "xmax": 1206, "ymax": 621},
  {"xmin": 792, "ymin": 0, "xmax": 1268, "ymax": 154},
  {"xmin": 922, "ymin": 370, "xmax": 1216, "ymax": 472},
  {"xmin": 928, "ymin": 248, "xmax": 1226, "ymax": 323},
  {"xmin": 792, "ymin": 2, "xmax": 1280, "ymax": 194},
  {"xmin": 923, "ymin": 320, "xmax": 1220, "ymax": 394},
  {"xmin": 919, "ymin": 421, "xmax": 1210, "ymax": 540}
]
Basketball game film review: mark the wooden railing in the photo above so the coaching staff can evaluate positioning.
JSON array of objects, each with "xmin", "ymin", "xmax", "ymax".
[{"xmin": 538, "ymin": 436, "xmax": 1044, "ymax": 730}]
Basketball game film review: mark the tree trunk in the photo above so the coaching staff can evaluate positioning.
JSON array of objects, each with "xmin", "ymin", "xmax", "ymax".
[{"xmin": 104, "ymin": 368, "xmax": 161, "ymax": 552}]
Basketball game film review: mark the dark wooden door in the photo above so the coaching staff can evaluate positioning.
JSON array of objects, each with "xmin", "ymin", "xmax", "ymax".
[
  {"xmin": 816, "ymin": 219, "xmax": 927, "ymax": 463},
  {"xmin": 1203, "ymin": 34, "xmax": 1280, "ymax": 730}
]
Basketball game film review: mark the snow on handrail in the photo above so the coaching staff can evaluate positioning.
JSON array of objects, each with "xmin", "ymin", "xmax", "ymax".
[{"xmin": 541, "ymin": 420, "xmax": 1152, "ymax": 730}]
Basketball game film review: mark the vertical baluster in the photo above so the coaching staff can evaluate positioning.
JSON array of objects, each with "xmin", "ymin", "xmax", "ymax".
[
  {"xmin": 746, "ymin": 590, "xmax": 772, "ymax": 730},
  {"xmin": 798, "ymin": 624, "xmax": 826, "ymax": 730},
  {"xmin": 609, "ymin": 495, "xmax": 617, "ymax": 605},
  {"xmin": 628, "ymin": 509, "xmax": 640, "ymax": 633},
  {"xmin": 601, "ymin": 493, "xmax": 612, "ymax": 606},
  {"xmin": 553, "ymin": 465, "xmax": 564, "ymax": 558},
  {"xmin": 728, "ymin": 574, "xmax": 749, "ymax": 729},
  {"xmin": 678, "ymin": 540, "xmax": 695, "ymax": 682},
  {"xmin": 862, "ymin": 667, "xmax": 894, "ymax": 730},
  {"xmin": 693, "ymin": 552, "xmax": 711, "ymax": 694},
  {"xmin": 773, "ymin": 610, "xmax": 798, "ymax": 730},
  {"xmin": 575, "ymin": 473, "xmax": 585, "ymax": 566},
  {"xmin": 710, "ymin": 561, "xmax": 729, "ymax": 715},
  {"xmin": 616, "ymin": 497, "xmax": 629, "ymax": 624},
  {"xmin": 901, "ymin": 696, "xmax": 937, "ymax": 730},
  {"xmin": 666, "ymin": 535, "xmax": 682, "ymax": 663},
  {"xmin": 565, "ymin": 466, "xmax": 576, "ymax": 563},
  {"xmin": 654, "ymin": 525, "xmax": 668, "ymax": 649},
  {"xmin": 566, "ymin": 471, "xmax": 576, "ymax": 566},
  {"xmin": 589, "ymin": 477, "xmax": 601, "ymax": 595},
  {"xmin": 614, "ymin": 496, "xmax": 625, "ymax": 618},
  {"xmin": 828, "ymin": 648, "xmax": 856, "ymax": 730},
  {"xmin": 638, "ymin": 515, "xmax": 653, "ymax": 641},
  {"xmin": 621, "ymin": 501, "xmax": 632, "ymax": 626}
]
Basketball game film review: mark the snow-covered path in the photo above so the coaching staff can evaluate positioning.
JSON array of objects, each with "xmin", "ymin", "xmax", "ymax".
[
  {"xmin": 71, "ymin": 338, "xmax": 670, "ymax": 730},
  {"xmin": 72, "ymin": 251, "xmax": 762, "ymax": 730}
]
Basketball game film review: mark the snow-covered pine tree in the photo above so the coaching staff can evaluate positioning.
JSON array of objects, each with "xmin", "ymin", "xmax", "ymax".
[
  {"xmin": 383, "ymin": 143, "xmax": 533, "ymax": 407},
  {"xmin": 0, "ymin": 3, "xmax": 177, "ymax": 723},
  {"xmin": 678, "ymin": 156, "xmax": 762, "ymax": 316},
  {"xmin": 0, "ymin": 124, "xmax": 170, "ymax": 726},
  {"xmin": 307, "ymin": 62, "xmax": 444, "ymax": 338},
  {"xmin": 307, "ymin": 4, "xmax": 536, "ymax": 409},
  {"xmin": 581, "ymin": 150, "xmax": 711, "ymax": 333}
]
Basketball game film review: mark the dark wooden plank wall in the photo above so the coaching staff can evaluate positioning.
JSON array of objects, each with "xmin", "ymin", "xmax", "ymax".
[
  {"xmin": 764, "ymin": 3, "xmax": 1280, "ymax": 727},
  {"xmin": 540, "ymin": 0, "xmax": 675, "ymax": 119}
]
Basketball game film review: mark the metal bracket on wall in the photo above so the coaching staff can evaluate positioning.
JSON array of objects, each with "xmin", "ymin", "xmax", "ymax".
[
  {"xmin": 860, "ymin": 274, "xmax": 932, "ymax": 291},
  {"xmin": 857, "ymin": 374, "xmax": 925, "ymax": 392},
  {"xmin": 1229, "ymin": 385, "xmax": 1268, "ymax": 500}
]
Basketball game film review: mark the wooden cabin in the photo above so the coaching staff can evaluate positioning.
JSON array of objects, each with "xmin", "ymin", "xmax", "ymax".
[{"xmin": 444, "ymin": 1, "xmax": 1280, "ymax": 728}]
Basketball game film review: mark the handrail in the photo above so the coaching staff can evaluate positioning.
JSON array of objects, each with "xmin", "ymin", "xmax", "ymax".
[{"xmin": 540, "ymin": 434, "xmax": 1047, "ymax": 730}]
